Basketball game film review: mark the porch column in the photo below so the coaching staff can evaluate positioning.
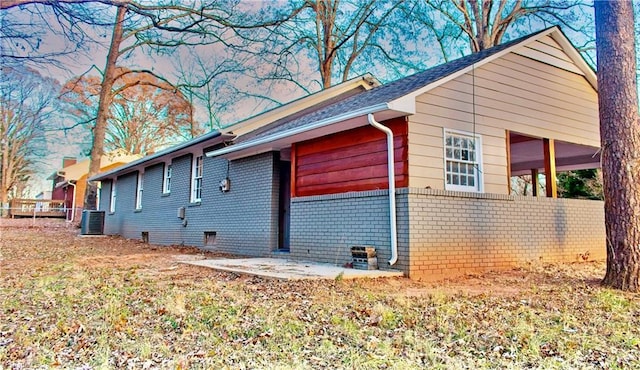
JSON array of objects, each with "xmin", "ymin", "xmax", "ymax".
[
  {"xmin": 543, "ymin": 138, "xmax": 557, "ymax": 198},
  {"xmin": 506, "ymin": 130, "xmax": 512, "ymax": 194},
  {"xmin": 531, "ymin": 168, "xmax": 539, "ymax": 197}
]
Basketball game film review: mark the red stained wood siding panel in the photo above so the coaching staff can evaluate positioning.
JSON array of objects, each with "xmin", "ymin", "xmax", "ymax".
[
  {"xmin": 297, "ymin": 137, "xmax": 406, "ymax": 167},
  {"xmin": 296, "ymin": 175, "xmax": 409, "ymax": 196},
  {"xmin": 294, "ymin": 117, "xmax": 408, "ymax": 197},
  {"xmin": 290, "ymin": 143, "xmax": 298, "ymax": 197},
  {"xmin": 297, "ymin": 146, "xmax": 407, "ymax": 177}
]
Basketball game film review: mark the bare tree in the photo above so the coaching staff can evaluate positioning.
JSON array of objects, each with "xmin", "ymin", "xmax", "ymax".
[
  {"xmin": 173, "ymin": 49, "xmax": 249, "ymax": 130},
  {"xmin": 403, "ymin": 0, "xmax": 467, "ymax": 62},
  {"xmin": 62, "ymin": 68, "xmax": 198, "ymax": 155},
  {"xmin": 247, "ymin": 0, "xmax": 413, "ymax": 91},
  {"xmin": 595, "ymin": 0, "xmax": 640, "ymax": 292},
  {"xmin": 308, "ymin": 0, "xmax": 404, "ymax": 88},
  {"xmin": 2, "ymin": 0, "xmax": 301, "ymax": 210},
  {"xmin": 0, "ymin": 66, "xmax": 59, "ymax": 207},
  {"xmin": 0, "ymin": 1, "xmax": 105, "ymax": 69},
  {"xmin": 108, "ymin": 70, "xmax": 198, "ymax": 153},
  {"xmin": 420, "ymin": 0, "xmax": 594, "ymax": 56}
]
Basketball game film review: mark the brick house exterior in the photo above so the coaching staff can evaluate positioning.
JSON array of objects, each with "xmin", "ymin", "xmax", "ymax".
[{"xmin": 92, "ymin": 27, "xmax": 605, "ymax": 280}]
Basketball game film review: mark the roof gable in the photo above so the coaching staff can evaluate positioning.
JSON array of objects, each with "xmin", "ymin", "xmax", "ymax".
[
  {"xmin": 207, "ymin": 27, "xmax": 597, "ymax": 159},
  {"xmin": 387, "ymin": 27, "xmax": 596, "ymax": 112}
]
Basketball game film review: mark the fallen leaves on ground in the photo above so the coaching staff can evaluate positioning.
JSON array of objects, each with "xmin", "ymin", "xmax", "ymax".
[{"xmin": 1, "ymin": 218, "xmax": 638, "ymax": 369}]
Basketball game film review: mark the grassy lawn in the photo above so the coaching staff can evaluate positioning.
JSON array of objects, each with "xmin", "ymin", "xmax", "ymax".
[{"xmin": 1, "ymin": 219, "xmax": 639, "ymax": 369}]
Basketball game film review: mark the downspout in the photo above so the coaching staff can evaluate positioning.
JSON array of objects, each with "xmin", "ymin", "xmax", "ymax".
[
  {"xmin": 67, "ymin": 181, "xmax": 77, "ymax": 223},
  {"xmin": 367, "ymin": 113, "xmax": 398, "ymax": 266}
]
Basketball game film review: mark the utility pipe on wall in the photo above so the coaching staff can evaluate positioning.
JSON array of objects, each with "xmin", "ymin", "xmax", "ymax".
[
  {"xmin": 367, "ymin": 114, "xmax": 398, "ymax": 266},
  {"xmin": 67, "ymin": 181, "xmax": 77, "ymax": 223}
]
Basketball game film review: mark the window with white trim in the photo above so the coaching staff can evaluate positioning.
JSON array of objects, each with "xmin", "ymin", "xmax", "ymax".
[
  {"xmin": 191, "ymin": 155, "xmax": 203, "ymax": 202},
  {"xmin": 444, "ymin": 129, "xmax": 482, "ymax": 192},
  {"xmin": 135, "ymin": 172, "xmax": 144, "ymax": 210},
  {"xmin": 163, "ymin": 163, "xmax": 172, "ymax": 194},
  {"xmin": 96, "ymin": 183, "xmax": 101, "ymax": 211},
  {"xmin": 109, "ymin": 181, "xmax": 117, "ymax": 213}
]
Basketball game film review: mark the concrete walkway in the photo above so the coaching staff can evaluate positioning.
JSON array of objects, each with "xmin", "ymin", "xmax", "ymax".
[{"xmin": 177, "ymin": 257, "xmax": 403, "ymax": 280}]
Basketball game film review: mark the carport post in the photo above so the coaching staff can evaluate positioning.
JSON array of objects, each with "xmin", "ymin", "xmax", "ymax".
[
  {"xmin": 543, "ymin": 138, "xmax": 558, "ymax": 198},
  {"xmin": 531, "ymin": 168, "xmax": 540, "ymax": 196}
]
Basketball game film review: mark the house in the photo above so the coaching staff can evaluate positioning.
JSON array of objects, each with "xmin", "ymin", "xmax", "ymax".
[
  {"xmin": 49, "ymin": 150, "xmax": 141, "ymax": 221},
  {"xmin": 91, "ymin": 27, "xmax": 604, "ymax": 280}
]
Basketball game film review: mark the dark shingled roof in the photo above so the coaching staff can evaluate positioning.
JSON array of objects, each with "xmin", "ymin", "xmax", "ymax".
[{"xmin": 239, "ymin": 28, "xmax": 549, "ymax": 143}]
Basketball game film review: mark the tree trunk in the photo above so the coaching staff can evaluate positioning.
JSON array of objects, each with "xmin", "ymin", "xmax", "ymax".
[
  {"xmin": 83, "ymin": 6, "xmax": 126, "ymax": 210},
  {"xmin": 1, "ymin": 138, "xmax": 9, "ymax": 205},
  {"xmin": 595, "ymin": 0, "xmax": 640, "ymax": 292}
]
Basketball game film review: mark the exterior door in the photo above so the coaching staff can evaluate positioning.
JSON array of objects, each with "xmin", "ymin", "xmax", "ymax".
[{"xmin": 278, "ymin": 160, "xmax": 291, "ymax": 251}]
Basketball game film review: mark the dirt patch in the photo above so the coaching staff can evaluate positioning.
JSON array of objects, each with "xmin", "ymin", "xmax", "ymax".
[{"xmin": 397, "ymin": 264, "xmax": 605, "ymax": 298}]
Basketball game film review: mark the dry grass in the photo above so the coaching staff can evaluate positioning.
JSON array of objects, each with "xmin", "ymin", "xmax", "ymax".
[{"xmin": 1, "ymin": 218, "xmax": 639, "ymax": 369}]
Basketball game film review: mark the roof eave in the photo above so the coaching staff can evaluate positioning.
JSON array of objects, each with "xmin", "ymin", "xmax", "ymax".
[
  {"xmin": 206, "ymin": 103, "xmax": 405, "ymax": 159},
  {"xmin": 224, "ymin": 73, "xmax": 381, "ymax": 136},
  {"xmin": 89, "ymin": 132, "xmax": 233, "ymax": 181}
]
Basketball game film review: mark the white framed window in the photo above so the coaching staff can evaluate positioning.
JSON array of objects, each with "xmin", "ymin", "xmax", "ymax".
[
  {"xmin": 191, "ymin": 155, "xmax": 203, "ymax": 203},
  {"xmin": 96, "ymin": 182, "xmax": 101, "ymax": 211},
  {"xmin": 109, "ymin": 180, "xmax": 117, "ymax": 213},
  {"xmin": 163, "ymin": 163, "xmax": 172, "ymax": 194},
  {"xmin": 443, "ymin": 129, "xmax": 483, "ymax": 192},
  {"xmin": 135, "ymin": 171, "xmax": 144, "ymax": 210}
]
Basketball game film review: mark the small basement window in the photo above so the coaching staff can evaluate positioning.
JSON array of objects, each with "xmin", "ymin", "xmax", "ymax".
[
  {"xmin": 141, "ymin": 231, "xmax": 149, "ymax": 244},
  {"xmin": 204, "ymin": 231, "xmax": 216, "ymax": 247}
]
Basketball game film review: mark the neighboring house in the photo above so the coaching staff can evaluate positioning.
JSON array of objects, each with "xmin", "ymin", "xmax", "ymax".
[
  {"xmin": 91, "ymin": 27, "xmax": 604, "ymax": 280},
  {"xmin": 49, "ymin": 150, "xmax": 141, "ymax": 221},
  {"xmin": 35, "ymin": 191, "xmax": 52, "ymax": 200}
]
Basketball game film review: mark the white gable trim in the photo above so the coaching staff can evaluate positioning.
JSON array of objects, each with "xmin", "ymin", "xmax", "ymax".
[
  {"xmin": 549, "ymin": 31, "xmax": 597, "ymax": 89},
  {"xmin": 389, "ymin": 27, "xmax": 596, "ymax": 108},
  {"xmin": 513, "ymin": 47, "xmax": 585, "ymax": 75}
]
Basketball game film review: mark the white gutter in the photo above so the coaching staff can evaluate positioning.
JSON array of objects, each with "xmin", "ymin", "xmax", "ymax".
[
  {"xmin": 67, "ymin": 180, "xmax": 77, "ymax": 223},
  {"xmin": 367, "ymin": 113, "xmax": 398, "ymax": 266},
  {"xmin": 206, "ymin": 103, "xmax": 391, "ymax": 158}
]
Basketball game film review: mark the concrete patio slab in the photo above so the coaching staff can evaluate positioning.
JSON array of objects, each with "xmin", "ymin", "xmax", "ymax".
[{"xmin": 178, "ymin": 257, "xmax": 403, "ymax": 280}]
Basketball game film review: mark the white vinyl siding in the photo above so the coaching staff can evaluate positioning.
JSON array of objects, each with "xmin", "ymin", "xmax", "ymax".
[
  {"xmin": 109, "ymin": 181, "xmax": 117, "ymax": 213},
  {"xmin": 190, "ymin": 155, "xmax": 203, "ymax": 203},
  {"xmin": 163, "ymin": 164, "xmax": 172, "ymax": 194},
  {"xmin": 444, "ymin": 129, "xmax": 482, "ymax": 192},
  {"xmin": 408, "ymin": 50, "xmax": 599, "ymax": 194},
  {"xmin": 135, "ymin": 172, "xmax": 144, "ymax": 210}
]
